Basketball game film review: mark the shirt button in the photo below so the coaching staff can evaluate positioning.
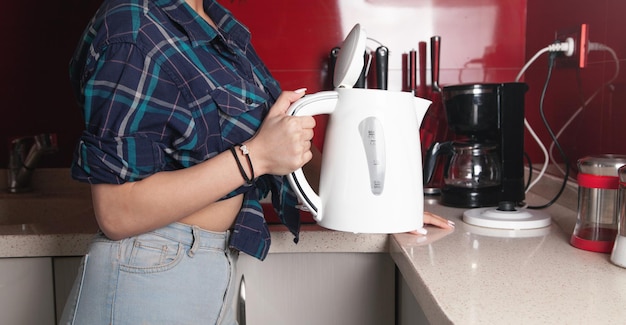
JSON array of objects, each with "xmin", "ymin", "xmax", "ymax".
[{"xmin": 245, "ymin": 98, "xmax": 253, "ymax": 105}]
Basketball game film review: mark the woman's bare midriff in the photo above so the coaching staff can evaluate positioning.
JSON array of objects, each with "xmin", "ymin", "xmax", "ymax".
[{"xmin": 178, "ymin": 194, "xmax": 244, "ymax": 232}]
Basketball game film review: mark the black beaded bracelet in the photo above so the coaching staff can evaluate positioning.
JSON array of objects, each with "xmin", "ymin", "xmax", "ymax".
[{"xmin": 230, "ymin": 144, "xmax": 255, "ymax": 185}]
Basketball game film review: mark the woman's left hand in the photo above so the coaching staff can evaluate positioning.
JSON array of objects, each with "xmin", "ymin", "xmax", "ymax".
[{"xmin": 408, "ymin": 211, "xmax": 455, "ymax": 235}]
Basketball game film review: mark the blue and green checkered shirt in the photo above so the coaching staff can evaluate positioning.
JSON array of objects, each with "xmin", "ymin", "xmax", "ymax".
[{"xmin": 69, "ymin": 0, "xmax": 300, "ymax": 260}]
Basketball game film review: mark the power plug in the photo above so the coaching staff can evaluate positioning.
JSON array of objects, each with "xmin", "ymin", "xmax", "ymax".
[{"xmin": 554, "ymin": 23, "xmax": 589, "ymax": 68}]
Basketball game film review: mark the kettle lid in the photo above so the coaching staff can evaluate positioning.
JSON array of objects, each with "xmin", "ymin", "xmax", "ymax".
[{"xmin": 333, "ymin": 24, "xmax": 367, "ymax": 89}]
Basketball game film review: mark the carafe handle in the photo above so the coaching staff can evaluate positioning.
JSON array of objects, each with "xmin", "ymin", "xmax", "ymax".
[
  {"xmin": 286, "ymin": 91, "xmax": 339, "ymax": 222},
  {"xmin": 423, "ymin": 141, "xmax": 453, "ymax": 185}
]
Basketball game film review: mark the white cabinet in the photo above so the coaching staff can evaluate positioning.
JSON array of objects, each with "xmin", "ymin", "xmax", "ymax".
[
  {"xmin": 234, "ymin": 252, "xmax": 395, "ymax": 325},
  {"xmin": 0, "ymin": 257, "xmax": 56, "ymax": 325},
  {"xmin": 49, "ymin": 253, "xmax": 395, "ymax": 325},
  {"xmin": 0, "ymin": 253, "xmax": 399, "ymax": 325}
]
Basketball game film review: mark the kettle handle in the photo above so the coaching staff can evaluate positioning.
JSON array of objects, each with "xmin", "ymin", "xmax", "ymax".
[{"xmin": 286, "ymin": 91, "xmax": 339, "ymax": 222}]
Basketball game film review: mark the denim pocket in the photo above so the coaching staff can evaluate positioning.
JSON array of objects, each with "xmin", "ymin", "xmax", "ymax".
[{"xmin": 119, "ymin": 233, "xmax": 184, "ymax": 274}]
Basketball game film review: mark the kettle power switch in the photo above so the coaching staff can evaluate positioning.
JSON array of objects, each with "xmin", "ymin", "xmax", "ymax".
[{"xmin": 358, "ymin": 117, "xmax": 386, "ymax": 195}]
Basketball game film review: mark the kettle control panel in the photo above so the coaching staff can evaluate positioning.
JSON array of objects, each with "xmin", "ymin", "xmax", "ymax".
[{"xmin": 359, "ymin": 117, "xmax": 386, "ymax": 195}]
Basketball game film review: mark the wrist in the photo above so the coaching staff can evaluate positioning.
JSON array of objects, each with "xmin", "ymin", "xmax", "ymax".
[
  {"xmin": 241, "ymin": 140, "xmax": 267, "ymax": 176},
  {"xmin": 230, "ymin": 143, "xmax": 255, "ymax": 185}
]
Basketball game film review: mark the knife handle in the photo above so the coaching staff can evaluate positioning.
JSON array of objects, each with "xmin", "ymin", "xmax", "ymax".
[
  {"xmin": 430, "ymin": 36, "xmax": 441, "ymax": 92},
  {"xmin": 409, "ymin": 49, "xmax": 417, "ymax": 93},
  {"xmin": 329, "ymin": 47, "xmax": 341, "ymax": 88},
  {"xmin": 418, "ymin": 41, "xmax": 427, "ymax": 97},
  {"xmin": 375, "ymin": 46, "xmax": 389, "ymax": 90},
  {"xmin": 354, "ymin": 52, "xmax": 368, "ymax": 88}
]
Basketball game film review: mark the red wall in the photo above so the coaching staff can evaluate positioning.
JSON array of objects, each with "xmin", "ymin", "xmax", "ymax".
[
  {"xmin": 524, "ymin": 0, "xmax": 626, "ymax": 173},
  {"xmin": 3, "ymin": 0, "xmax": 622, "ymax": 172},
  {"xmin": 0, "ymin": 1, "xmax": 102, "ymax": 167}
]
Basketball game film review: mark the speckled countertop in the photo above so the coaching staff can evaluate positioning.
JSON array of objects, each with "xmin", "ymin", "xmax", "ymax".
[
  {"xmin": 0, "ymin": 169, "xmax": 389, "ymax": 257},
  {"xmin": 393, "ymin": 193, "xmax": 626, "ymax": 324},
  {"xmin": 1, "ymin": 169, "xmax": 625, "ymax": 324}
]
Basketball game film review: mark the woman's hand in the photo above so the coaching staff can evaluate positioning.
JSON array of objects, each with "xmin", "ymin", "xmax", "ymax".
[
  {"xmin": 424, "ymin": 211, "xmax": 455, "ymax": 229},
  {"xmin": 245, "ymin": 89, "xmax": 317, "ymax": 176},
  {"xmin": 409, "ymin": 211, "xmax": 455, "ymax": 235}
]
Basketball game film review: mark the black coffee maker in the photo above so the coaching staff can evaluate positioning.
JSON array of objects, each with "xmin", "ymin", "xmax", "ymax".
[{"xmin": 423, "ymin": 82, "xmax": 527, "ymax": 209}]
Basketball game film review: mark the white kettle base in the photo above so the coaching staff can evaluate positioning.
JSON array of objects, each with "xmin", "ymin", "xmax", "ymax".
[{"xmin": 463, "ymin": 207, "xmax": 551, "ymax": 230}]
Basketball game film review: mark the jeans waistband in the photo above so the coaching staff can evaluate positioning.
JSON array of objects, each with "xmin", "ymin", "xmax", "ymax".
[{"xmin": 149, "ymin": 222, "xmax": 230, "ymax": 252}]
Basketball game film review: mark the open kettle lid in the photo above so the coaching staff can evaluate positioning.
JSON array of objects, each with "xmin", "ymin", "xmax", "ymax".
[{"xmin": 333, "ymin": 24, "xmax": 367, "ymax": 89}]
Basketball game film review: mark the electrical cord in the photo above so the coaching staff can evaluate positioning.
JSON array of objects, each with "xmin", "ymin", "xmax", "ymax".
[
  {"xmin": 516, "ymin": 47, "xmax": 550, "ymax": 82},
  {"xmin": 515, "ymin": 39, "xmax": 619, "ymax": 208},
  {"xmin": 514, "ymin": 39, "xmax": 573, "ymax": 82},
  {"xmin": 547, "ymin": 66, "xmax": 587, "ymax": 180},
  {"xmin": 548, "ymin": 42, "xmax": 620, "ymax": 177},
  {"xmin": 515, "ymin": 42, "xmax": 568, "ymax": 193},
  {"xmin": 528, "ymin": 52, "xmax": 571, "ymax": 209},
  {"xmin": 515, "ymin": 39, "xmax": 617, "ymax": 194},
  {"xmin": 523, "ymin": 117, "xmax": 550, "ymax": 193}
]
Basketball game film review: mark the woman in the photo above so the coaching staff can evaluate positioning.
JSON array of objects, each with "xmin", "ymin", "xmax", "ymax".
[{"xmin": 61, "ymin": 0, "xmax": 453, "ymax": 324}]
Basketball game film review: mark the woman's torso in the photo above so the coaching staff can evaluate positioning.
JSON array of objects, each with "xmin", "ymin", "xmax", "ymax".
[{"xmin": 72, "ymin": 0, "xmax": 281, "ymax": 232}]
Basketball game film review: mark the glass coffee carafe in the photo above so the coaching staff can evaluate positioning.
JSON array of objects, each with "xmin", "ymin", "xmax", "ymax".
[
  {"xmin": 445, "ymin": 141, "xmax": 501, "ymax": 189},
  {"xmin": 423, "ymin": 139, "xmax": 503, "ymax": 207}
]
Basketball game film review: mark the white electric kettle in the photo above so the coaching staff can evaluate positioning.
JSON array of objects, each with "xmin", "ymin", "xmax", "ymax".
[{"xmin": 287, "ymin": 24, "xmax": 431, "ymax": 233}]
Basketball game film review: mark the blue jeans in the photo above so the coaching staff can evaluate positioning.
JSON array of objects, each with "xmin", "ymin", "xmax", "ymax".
[{"xmin": 59, "ymin": 223, "xmax": 239, "ymax": 325}]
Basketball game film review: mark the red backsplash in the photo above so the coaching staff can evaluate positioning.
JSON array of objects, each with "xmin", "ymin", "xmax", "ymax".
[
  {"xmin": 524, "ymin": 0, "xmax": 626, "ymax": 175},
  {"xmin": 0, "ymin": 0, "xmax": 623, "ymax": 174}
]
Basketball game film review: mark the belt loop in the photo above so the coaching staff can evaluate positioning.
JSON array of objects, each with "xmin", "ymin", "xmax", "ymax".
[{"xmin": 188, "ymin": 226, "xmax": 200, "ymax": 257}]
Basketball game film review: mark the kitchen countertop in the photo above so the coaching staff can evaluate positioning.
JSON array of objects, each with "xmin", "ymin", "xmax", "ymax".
[
  {"xmin": 1, "ymin": 169, "xmax": 625, "ymax": 323},
  {"xmin": 393, "ymin": 194, "xmax": 626, "ymax": 324},
  {"xmin": 0, "ymin": 187, "xmax": 388, "ymax": 257},
  {"xmin": 0, "ymin": 168, "xmax": 390, "ymax": 257},
  {"xmin": 0, "ymin": 224, "xmax": 390, "ymax": 257}
]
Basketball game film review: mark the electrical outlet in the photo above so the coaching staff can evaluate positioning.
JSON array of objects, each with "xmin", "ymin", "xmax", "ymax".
[{"xmin": 554, "ymin": 23, "xmax": 589, "ymax": 68}]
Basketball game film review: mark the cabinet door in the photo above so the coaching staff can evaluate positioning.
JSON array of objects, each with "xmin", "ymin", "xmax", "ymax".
[
  {"xmin": 0, "ymin": 257, "xmax": 55, "ymax": 325},
  {"xmin": 235, "ymin": 253, "xmax": 395, "ymax": 325},
  {"xmin": 397, "ymin": 269, "xmax": 430, "ymax": 325},
  {"xmin": 53, "ymin": 256, "xmax": 83, "ymax": 323}
]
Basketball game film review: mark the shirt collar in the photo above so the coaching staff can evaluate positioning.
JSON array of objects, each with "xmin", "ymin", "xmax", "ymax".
[{"xmin": 155, "ymin": 0, "xmax": 251, "ymax": 49}]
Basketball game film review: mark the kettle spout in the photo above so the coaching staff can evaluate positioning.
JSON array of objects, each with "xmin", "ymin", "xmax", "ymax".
[{"xmin": 413, "ymin": 96, "xmax": 432, "ymax": 127}]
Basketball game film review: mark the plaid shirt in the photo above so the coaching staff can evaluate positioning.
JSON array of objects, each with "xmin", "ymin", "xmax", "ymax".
[{"xmin": 69, "ymin": 0, "xmax": 300, "ymax": 260}]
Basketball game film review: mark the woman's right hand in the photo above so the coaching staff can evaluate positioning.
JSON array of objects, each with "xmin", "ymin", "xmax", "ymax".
[{"xmin": 245, "ymin": 89, "xmax": 317, "ymax": 176}]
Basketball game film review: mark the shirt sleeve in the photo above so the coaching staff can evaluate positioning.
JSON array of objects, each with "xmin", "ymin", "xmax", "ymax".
[{"xmin": 72, "ymin": 41, "xmax": 195, "ymax": 184}]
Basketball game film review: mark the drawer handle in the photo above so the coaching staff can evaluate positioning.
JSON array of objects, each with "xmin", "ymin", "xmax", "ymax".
[{"xmin": 237, "ymin": 275, "xmax": 246, "ymax": 325}]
